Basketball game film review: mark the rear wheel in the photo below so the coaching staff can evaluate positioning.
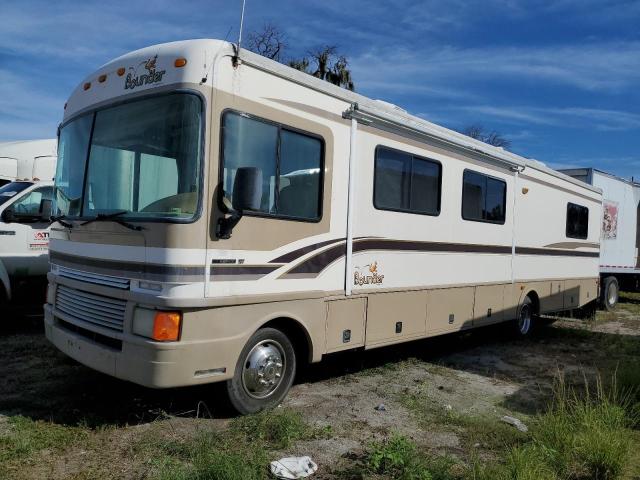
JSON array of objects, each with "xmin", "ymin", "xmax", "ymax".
[
  {"xmin": 601, "ymin": 276, "xmax": 619, "ymax": 311},
  {"xmin": 514, "ymin": 296, "xmax": 534, "ymax": 337},
  {"xmin": 226, "ymin": 327, "xmax": 296, "ymax": 414}
]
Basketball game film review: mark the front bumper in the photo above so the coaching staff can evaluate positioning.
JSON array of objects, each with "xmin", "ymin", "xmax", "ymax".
[{"xmin": 44, "ymin": 303, "xmax": 233, "ymax": 388}]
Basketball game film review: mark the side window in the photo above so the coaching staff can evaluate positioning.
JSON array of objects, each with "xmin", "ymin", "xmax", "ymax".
[
  {"xmin": 12, "ymin": 186, "xmax": 54, "ymax": 215},
  {"xmin": 221, "ymin": 111, "xmax": 323, "ymax": 221},
  {"xmin": 373, "ymin": 146, "xmax": 441, "ymax": 216},
  {"xmin": 566, "ymin": 203, "xmax": 589, "ymax": 239},
  {"xmin": 462, "ymin": 170, "xmax": 506, "ymax": 224}
]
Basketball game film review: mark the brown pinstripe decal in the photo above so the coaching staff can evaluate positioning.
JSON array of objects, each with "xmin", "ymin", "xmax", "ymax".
[{"xmin": 279, "ymin": 238, "xmax": 599, "ymax": 279}]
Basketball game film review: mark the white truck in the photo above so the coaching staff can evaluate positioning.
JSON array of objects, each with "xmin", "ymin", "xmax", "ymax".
[
  {"xmin": 0, "ymin": 139, "xmax": 57, "ymax": 304},
  {"xmin": 560, "ymin": 168, "xmax": 640, "ymax": 310}
]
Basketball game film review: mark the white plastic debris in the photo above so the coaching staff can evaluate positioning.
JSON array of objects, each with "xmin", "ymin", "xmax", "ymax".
[
  {"xmin": 375, "ymin": 403, "xmax": 387, "ymax": 411},
  {"xmin": 501, "ymin": 415, "xmax": 528, "ymax": 432},
  {"xmin": 269, "ymin": 456, "xmax": 318, "ymax": 479}
]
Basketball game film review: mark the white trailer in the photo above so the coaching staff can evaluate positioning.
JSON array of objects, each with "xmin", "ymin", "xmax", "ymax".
[
  {"xmin": 560, "ymin": 168, "xmax": 640, "ymax": 309},
  {"xmin": 44, "ymin": 39, "xmax": 601, "ymax": 413},
  {"xmin": 0, "ymin": 139, "xmax": 57, "ymax": 186}
]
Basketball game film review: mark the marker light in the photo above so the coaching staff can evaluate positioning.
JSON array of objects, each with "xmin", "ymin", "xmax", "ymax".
[
  {"xmin": 152, "ymin": 311, "xmax": 182, "ymax": 341},
  {"xmin": 83, "ymin": 82, "xmax": 91, "ymax": 90},
  {"xmin": 98, "ymin": 74, "xmax": 107, "ymax": 83},
  {"xmin": 117, "ymin": 67, "xmax": 125, "ymax": 76},
  {"xmin": 174, "ymin": 58, "xmax": 187, "ymax": 68}
]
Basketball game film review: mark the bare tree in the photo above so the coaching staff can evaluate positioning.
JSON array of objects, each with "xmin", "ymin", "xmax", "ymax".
[
  {"xmin": 461, "ymin": 124, "xmax": 511, "ymax": 149},
  {"xmin": 290, "ymin": 46, "xmax": 355, "ymax": 91},
  {"xmin": 246, "ymin": 22, "xmax": 287, "ymax": 62},
  {"xmin": 246, "ymin": 24, "xmax": 355, "ymax": 91}
]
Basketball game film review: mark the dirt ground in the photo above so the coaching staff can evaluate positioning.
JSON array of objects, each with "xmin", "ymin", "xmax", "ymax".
[{"xmin": 1, "ymin": 293, "xmax": 639, "ymax": 479}]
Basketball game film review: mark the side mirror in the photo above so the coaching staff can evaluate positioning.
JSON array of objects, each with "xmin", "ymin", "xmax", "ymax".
[
  {"xmin": 232, "ymin": 167, "xmax": 262, "ymax": 213},
  {"xmin": 1, "ymin": 208, "xmax": 14, "ymax": 224},
  {"xmin": 217, "ymin": 167, "xmax": 263, "ymax": 239},
  {"xmin": 40, "ymin": 199, "xmax": 53, "ymax": 221}
]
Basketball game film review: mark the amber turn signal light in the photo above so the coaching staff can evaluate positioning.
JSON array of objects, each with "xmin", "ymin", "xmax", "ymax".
[
  {"xmin": 83, "ymin": 82, "xmax": 91, "ymax": 90},
  {"xmin": 117, "ymin": 67, "xmax": 126, "ymax": 76},
  {"xmin": 152, "ymin": 311, "xmax": 181, "ymax": 341},
  {"xmin": 174, "ymin": 58, "xmax": 187, "ymax": 68}
]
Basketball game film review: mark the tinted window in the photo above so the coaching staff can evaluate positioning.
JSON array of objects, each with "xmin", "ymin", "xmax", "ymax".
[
  {"xmin": 462, "ymin": 170, "xmax": 506, "ymax": 224},
  {"xmin": 566, "ymin": 203, "xmax": 589, "ymax": 239},
  {"xmin": 374, "ymin": 146, "xmax": 441, "ymax": 215},
  {"xmin": 221, "ymin": 111, "xmax": 323, "ymax": 221},
  {"xmin": 12, "ymin": 186, "xmax": 54, "ymax": 215},
  {"xmin": 0, "ymin": 182, "xmax": 32, "ymax": 208}
]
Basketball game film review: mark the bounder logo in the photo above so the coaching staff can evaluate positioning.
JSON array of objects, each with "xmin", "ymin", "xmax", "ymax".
[
  {"xmin": 354, "ymin": 261, "xmax": 384, "ymax": 286},
  {"xmin": 125, "ymin": 55, "xmax": 166, "ymax": 90}
]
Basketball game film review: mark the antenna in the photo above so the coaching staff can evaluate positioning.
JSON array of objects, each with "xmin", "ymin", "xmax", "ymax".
[{"xmin": 233, "ymin": 0, "xmax": 247, "ymax": 67}]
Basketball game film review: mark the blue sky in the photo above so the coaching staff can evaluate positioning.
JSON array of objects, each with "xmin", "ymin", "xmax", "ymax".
[{"xmin": 1, "ymin": 0, "xmax": 639, "ymax": 178}]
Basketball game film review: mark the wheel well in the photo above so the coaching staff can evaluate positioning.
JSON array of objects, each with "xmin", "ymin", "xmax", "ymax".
[
  {"xmin": 526, "ymin": 290, "xmax": 540, "ymax": 315},
  {"xmin": 261, "ymin": 317, "xmax": 312, "ymax": 364}
]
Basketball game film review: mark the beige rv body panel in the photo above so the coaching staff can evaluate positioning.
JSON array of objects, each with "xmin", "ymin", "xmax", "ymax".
[{"xmin": 45, "ymin": 39, "xmax": 601, "ymax": 389}]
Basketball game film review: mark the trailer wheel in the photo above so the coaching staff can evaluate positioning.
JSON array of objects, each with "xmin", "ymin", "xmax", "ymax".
[
  {"xmin": 513, "ymin": 295, "xmax": 534, "ymax": 337},
  {"xmin": 226, "ymin": 327, "xmax": 296, "ymax": 415},
  {"xmin": 601, "ymin": 276, "xmax": 619, "ymax": 311}
]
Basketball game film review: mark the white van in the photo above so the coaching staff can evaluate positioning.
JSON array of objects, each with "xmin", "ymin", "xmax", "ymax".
[{"xmin": 0, "ymin": 180, "xmax": 55, "ymax": 303}]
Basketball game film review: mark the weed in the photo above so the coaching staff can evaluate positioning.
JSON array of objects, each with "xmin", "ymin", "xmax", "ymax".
[
  {"xmin": 231, "ymin": 408, "xmax": 315, "ymax": 449},
  {"xmin": 362, "ymin": 434, "xmax": 458, "ymax": 480},
  {"xmin": 0, "ymin": 415, "xmax": 86, "ymax": 463}
]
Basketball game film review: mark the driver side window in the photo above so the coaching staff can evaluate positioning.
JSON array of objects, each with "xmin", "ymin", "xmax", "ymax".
[{"xmin": 13, "ymin": 187, "xmax": 54, "ymax": 215}]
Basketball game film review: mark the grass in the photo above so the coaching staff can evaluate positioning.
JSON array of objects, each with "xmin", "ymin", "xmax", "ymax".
[
  {"xmin": 356, "ymin": 434, "xmax": 459, "ymax": 480},
  {"xmin": 0, "ymin": 415, "xmax": 86, "ymax": 464},
  {"xmin": 472, "ymin": 373, "xmax": 637, "ymax": 480},
  {"xmin": 140, "ymin": 408, "xmax": 322, "ymax": 480}
]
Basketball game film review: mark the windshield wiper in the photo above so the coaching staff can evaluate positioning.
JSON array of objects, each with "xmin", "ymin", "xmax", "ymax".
[
  {"xmin": 49, "ymin": 214, "xmax": 74, "ymax": 229},
  {"xmin": 81, "ymin": 210, "xmax": 144, "ymax": 231}
]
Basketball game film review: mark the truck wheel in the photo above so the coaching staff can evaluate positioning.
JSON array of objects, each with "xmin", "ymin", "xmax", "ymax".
[
  {"xmin": 513, "ymin": 296, "xmax": 534, "ymax": 337},
  {"xmin": 601, "ymin": 276, "xmax": 619, "ymax": 311},
  {"xmin": 226, "ymin": 327, "xmax": 296, "ymax": 415}
]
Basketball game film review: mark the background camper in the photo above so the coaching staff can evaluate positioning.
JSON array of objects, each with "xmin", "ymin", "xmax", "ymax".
[
  {"xmin": 45, "ymin": 40, "xmax": 601, "ymax": 413},
  {"xmin": 561, "ymin": 168, "xmax": 640, "ymax": 310}
]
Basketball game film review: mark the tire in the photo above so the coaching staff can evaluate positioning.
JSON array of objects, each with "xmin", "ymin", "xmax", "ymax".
[
  {"xmin": 601, "ymin": 276, "xmax": 619, "ymax": 311},
  {"xmin": 513, "ymin": 295, "xmax": 535, "ymax": 337},
  {"xmin": 226, "ymin": 327, "xmax": 296, "ymax": 415}
]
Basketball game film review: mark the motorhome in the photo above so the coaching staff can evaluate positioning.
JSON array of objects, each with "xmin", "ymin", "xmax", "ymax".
[
  {"xmin": 0, "ymin": 139, "xmax": 57, "ymax": 304},
  {"xmin": 560, "ymin": 168, "xmax": 640, "ymax": 310},
  {"xmin": 0, "ymin": 139, "xmax": 57, "ymax": 186},
  {"xmin": 45, "ymin": 40, "xmax": 601, "ymax": 413}
]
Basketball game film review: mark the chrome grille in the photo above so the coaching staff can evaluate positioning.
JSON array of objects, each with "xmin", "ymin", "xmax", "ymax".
[
  {"xmin": 56, "ymin": 265, "xmax": 130, "ymax": 290},
  {"xmin": 55, "ymin": 285, "xmax": 126, "ymax": 332}
]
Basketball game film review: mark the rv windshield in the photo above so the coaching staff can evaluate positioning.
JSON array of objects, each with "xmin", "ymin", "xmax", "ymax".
[{"xmin": 55, "ymin": 93, "xmax": 202, "ymax": 221}]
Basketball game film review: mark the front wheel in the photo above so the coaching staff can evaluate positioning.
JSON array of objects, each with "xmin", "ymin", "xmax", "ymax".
[{"xmin": 226, "ymin": 327, "xmax": 297, "ymax": 414}]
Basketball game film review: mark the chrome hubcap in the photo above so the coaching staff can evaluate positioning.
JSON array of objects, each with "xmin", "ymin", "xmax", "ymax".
[
  {"xmin": 242, "ymin": 340, "xmax": 285, "ymax": 399},
  {"xmin": 519, "ymin": 305, "xmax": 531, "ymax": 334}
]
